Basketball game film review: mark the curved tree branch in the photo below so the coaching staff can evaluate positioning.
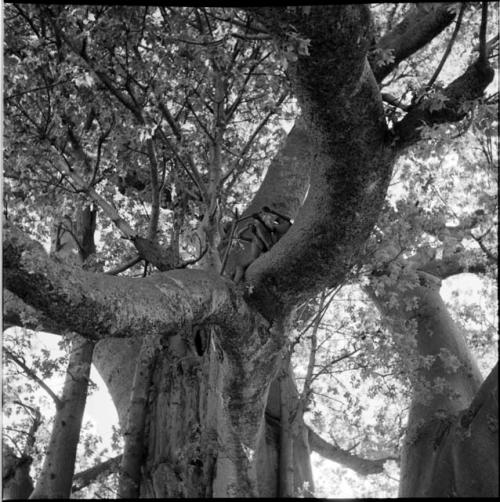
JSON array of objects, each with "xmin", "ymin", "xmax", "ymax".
[
  {"xmin": 3, "ymin": 225, "xmax": 247, "ymax": 340},
  {"xmin": 104, "ymin": 256, "xmax": 143, "ymax": 276},
  {"xmin": 420, "ymin": 256, "xmax": 487, "ymax": 280},
  {"xmin": 238, "ymin": 116, "xmax": 312, "ymax": 221},
  {"xmin": 308, "ymin": 427, "xmax": 398, "ymax": 476},
  {"xmin": 393, "ymin": 58, "xmax": 494, "ymax": 149},
  {"xmin": 71, "ymin": 455, "xmax": 122, "ymax": 494},
  {"xmin": 242, "ymin": 6, "xmax": 393, "ymax": 319},
  {"xmin": 2, "ymin": 289, "xmax": 64, "ymax": 334},
  {"xmin": 370, "ymin": 3, "xmax": 457, "ymax": 83},
  {"xmin": 425, "ymin": 3, "xmax": 466, "ymax": 91}
]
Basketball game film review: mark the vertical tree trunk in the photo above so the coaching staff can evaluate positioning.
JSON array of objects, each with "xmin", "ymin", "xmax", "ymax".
[
  {"xmin": 418, "ymin": 363, "xmax": 498, "ymax": 497},
  {"xmin": 279, "ymin": 371, "xmax": 295, "ymax": 497},
  {"xmin": 92, "ymin": 327, "xmax": 314, "ymax": 497},
  {"xmin": 368, "ymin": 270, "xmax": 497, "ymax": 497},
  {"xmin": 29, "ymin": 336, "xmax": 95, "ymax": 499},
  {"xmin": 75, "ymin": 205, "xmax": 97, "ymax": 262},
  {"xmin": 118, "ymin": 337, "xmax": 159, "ymax": 498}
]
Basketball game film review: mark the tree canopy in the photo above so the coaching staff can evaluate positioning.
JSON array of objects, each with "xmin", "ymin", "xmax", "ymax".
[{"xmin": 2, "ymin": 3, "xmax": 498, "ymax": 498}]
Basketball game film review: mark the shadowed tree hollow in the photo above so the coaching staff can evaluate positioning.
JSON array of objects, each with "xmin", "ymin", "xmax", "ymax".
[{"xmin": 2, "ymin": 3, "xmax": 498, "ymax": 498}]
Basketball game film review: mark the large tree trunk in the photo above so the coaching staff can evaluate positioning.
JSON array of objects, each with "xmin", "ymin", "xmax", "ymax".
[
  {"xmin": 93, "ymin": 327, "xmax": 313, "ymax": 497},
  {"xmin": 368, "ymin": 270, "xmax": 498, "ymax": 497},
  {"xmin": 5, "ymin": 4, "xmax": 495, "ymax": 498},
  {"xmin": 2, "ymin": 445, "xmax": 34, "ymax": 500}
]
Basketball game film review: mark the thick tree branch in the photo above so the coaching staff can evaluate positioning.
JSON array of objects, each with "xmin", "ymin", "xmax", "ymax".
[
  {"xmin": 2, "ymin": 289, "xmax": 63, "ymax": 334},
  {"xmin": 104, "ymin": 256, "xmax": 142, "ymax": 276},
  {"xmin": 239, "ymin": 116, "xmax": 311, "ymax": 220},
  {"xmin": 243, "ymin": 6, "xmax": 393, "ymax": 318},
  {"xmin": 278, "ymin": 364, "xmax": 294, "ymax": 497},
  {"xmin": 400, "ymin": 362, "xmax": 497, "ymax": 496},
  {"xmin": 308, "ymin": 427, "xmax": 397, "ymax": 476},
  {"xmin": 71, "ymin": 455, "xmax": 122, "ymax": 493},
  {"xmin": 394, "ymin": 59, "xmax": 494, "ymax": 149},
  {"xmin": 131, "ymin": 237, "xmax": 181, "ymax": 271},
  {"xmin": 370, "ymin": 3, "xmax": 457, "ymax": 83},
  {"xmin": 3, "ymin": 225, "xmax": 250, "ymax": 340},
  {"xmin": 2, "ymin": 444, "xmax": 34, "ymax": 500},
  {"xmin": 420, "ymin": 256, "xmax": 487, "ymax": 279}
]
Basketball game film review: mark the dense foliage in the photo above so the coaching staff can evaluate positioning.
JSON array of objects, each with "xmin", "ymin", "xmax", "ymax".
[{"xmin": 3, "ymin": 3, "xmax": 498, "ymax": 498}]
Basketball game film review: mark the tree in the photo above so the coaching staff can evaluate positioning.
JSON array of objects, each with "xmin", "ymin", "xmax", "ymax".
[{"xmin": 3, "ymin": 3, "xmax": 498, "ymax": 498}]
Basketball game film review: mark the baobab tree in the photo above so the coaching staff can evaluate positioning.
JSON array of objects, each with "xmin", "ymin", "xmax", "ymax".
[{"xmin": 3, "ymin": 3, "xmax": 498, "ymax": 498}]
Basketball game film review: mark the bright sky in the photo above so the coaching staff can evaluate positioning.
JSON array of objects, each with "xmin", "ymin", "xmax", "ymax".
[{"xmin": 12, "ymin": 330, "xmax": 119, "ymax": 447}]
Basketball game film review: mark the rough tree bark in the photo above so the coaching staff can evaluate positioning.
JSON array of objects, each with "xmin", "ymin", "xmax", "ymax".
[
  {"xmin": 3, "ymin": 4, "xmax": 496, "ymax": 498},
  {"xmin": 4, "ymin": 6, "xmax": 384, "ymax": 496},
  {"xmin": 368, "ymin": 258, "xmax": 498, "ymax": 497},
  {"xmin": 2, "ymin": 403, "xmax": 40, "ymax": 501},
  {"xmin": 3, "ymin": 445, "xmax": 34, "ymax": 500}
]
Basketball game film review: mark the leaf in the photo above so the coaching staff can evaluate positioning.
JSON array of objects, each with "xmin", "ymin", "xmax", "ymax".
[
  {"xmin": 74, "ymin": 73, "xmax": 95, "ymax": 88},
  {"xmin": 427, "ymin": 91, "xmax": 449, "ymax": 112}
]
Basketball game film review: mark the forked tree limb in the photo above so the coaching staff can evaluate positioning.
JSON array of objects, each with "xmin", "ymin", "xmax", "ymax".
[
  {"xmin": 242, "ymin": 6, "xmax": 394, "ymax": 317},
  {"xmin": 370, "ymin": 3, "xmax": 457, "ymax": 83},
  {"xmin": 393, "ymin": 58, "xmax": 494, "ymax": 149},
  {"xmin": 3, "ymin": 225, "xmax": 251, "ymax": 340}
]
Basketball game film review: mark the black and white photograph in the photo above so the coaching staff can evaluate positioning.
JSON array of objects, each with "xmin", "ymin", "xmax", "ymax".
[{"xmin": 2, "ymin": 3, "xmax": 498, "ymax": 498}]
